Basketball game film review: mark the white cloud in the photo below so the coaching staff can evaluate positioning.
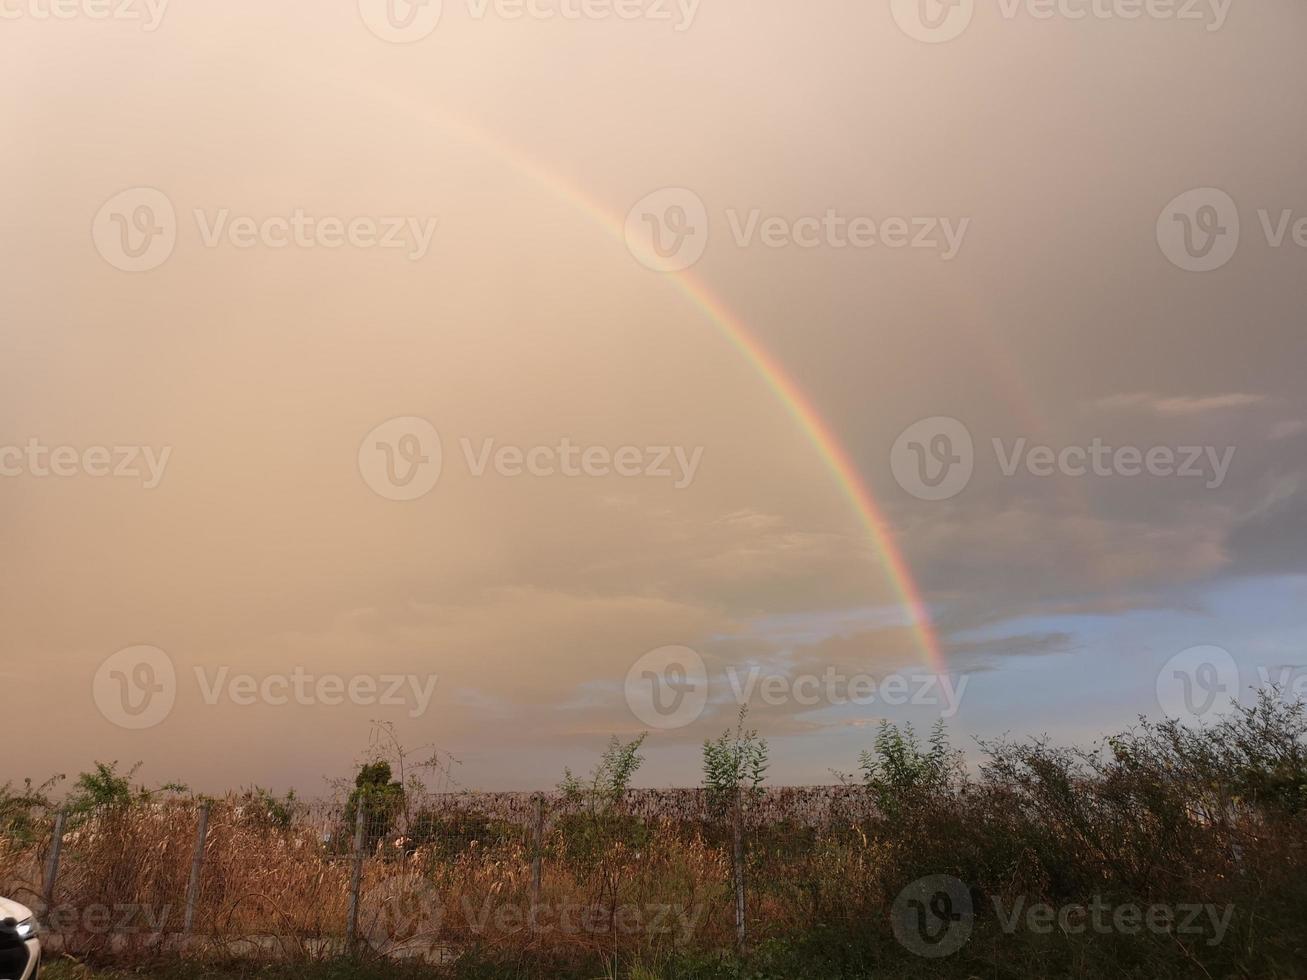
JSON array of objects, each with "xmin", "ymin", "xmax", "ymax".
[{"xmin": 1090, "ymin": 392, "xmax": 1265, "ymax": 417}]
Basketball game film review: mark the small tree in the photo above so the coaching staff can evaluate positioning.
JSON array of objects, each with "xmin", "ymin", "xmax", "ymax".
[
  {"xmin": 64, "ymin": 762, "xmax": 186, "ymax": 819},
  {"xmin": 859, "ymin": 720, "xmax": 960, "ymax": 815},
  {"xmin": 557, "ymin": 734, "xmax": 649, "ymax": 876},
  {"xmin": 343, "ymin": 761, "xmax": 405, "ymax": 850},
  {"xmin": 702, "ymin": 704, "xmax": 769, "ymax": 813},
  {"xmin": 559, "ymin": 733, "xmax": 647, "ymax": 817},
  {"xmin": 0, "ymin": 776, "xmax": 63, "ymax": 844},
  {"xmin": 234, "ymin": 786, "xmax": 299, "ymax": 831}
]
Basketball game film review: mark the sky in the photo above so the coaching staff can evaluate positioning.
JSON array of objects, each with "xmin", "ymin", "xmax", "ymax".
[{"xmin": 2, "ymin": 0, "xmax": 1305, "ymax": 793}]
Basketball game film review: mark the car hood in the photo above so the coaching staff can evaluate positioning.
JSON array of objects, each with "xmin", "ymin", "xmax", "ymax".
[{"xmin": 0, "ymin": 898, "xmax": 33, "ymax": 923}]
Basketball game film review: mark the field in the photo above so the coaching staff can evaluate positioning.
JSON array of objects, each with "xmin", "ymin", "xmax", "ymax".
[{"xmin": 6, "ymin": 692, "xmax": 1307, "ymax": 979}]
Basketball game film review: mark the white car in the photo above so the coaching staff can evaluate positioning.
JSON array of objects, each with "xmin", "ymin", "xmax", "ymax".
[{"xmin": 0, "ymin": 898, "xmax": 39, "ymax": 980}]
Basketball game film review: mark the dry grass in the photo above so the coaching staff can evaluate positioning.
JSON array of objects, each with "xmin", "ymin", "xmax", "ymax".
[{"xmin": 5, "ymin": 693, "xmax": 1307, "ymax": 978}]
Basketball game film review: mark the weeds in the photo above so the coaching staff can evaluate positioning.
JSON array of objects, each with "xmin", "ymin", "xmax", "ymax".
[{"xmin": 9, "ymin": 688, "xmax": 1307, "ymax": 978}]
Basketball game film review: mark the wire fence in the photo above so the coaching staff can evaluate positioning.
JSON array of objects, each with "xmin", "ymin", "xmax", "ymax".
[{"xmin": 0, "ymin": 788, "xmax": 882, "ymax": 962}]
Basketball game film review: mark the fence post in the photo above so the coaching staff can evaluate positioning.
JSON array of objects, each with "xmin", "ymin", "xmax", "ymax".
[
  {"xmin": 183, "ymin": 802, "xmax": 212, "ymax": 935},
  {"xmin": 530, "ymin": 795, "xmax": 544, "ymax": 932},
  {"xmin": 346, "ymin": 802, "xmax": 367, "ymax": 948},
  {"xmin": 42, "ymin": 810, "xmax": 67, "ymax": 912},
  {"xmin": 732, "ymin": 792, "xmax": 746, "ymax": 948}
]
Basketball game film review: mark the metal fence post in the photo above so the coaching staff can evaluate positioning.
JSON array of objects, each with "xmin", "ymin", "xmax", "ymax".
[
  {"xmin": 42, "ymin": 810, "xmax": 67, "ymax": 911},
  {"xmin": 346, "ymin": 802, "xmax": 367, "ymax": 947},
  {"xmin": 183, "ymin": 802, "xmax": 212, "ymax": 935},
  {"xmin": 732, "ymin": 792, "xmax": 746, "ymax": 948},
  {"xmin": 530, "ymin": 795, "xmax": 544, "ymax": 932}
]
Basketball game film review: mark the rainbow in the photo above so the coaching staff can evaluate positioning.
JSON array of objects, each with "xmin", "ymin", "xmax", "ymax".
[{"xmin": 367, "ymin": 93, "xmax": 945, "ymax": 672}]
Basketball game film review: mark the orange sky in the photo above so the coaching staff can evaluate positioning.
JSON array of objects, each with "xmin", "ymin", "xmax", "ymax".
[{"xmin": 3, "ymin": 0, "xmax": 1306, "ymax": 791}]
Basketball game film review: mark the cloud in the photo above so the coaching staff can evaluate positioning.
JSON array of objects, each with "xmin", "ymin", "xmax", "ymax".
[
  {"xmin": 1089, "ymin": 393, "xmax": 1266, "ymax": 417},
  {"xmin": 943, "ymin": 631, "xmax": 1077, "ymax": 664},
  {"xmin": 1269, "ymin": 419, "xmax": 1307, "ymax": 441},
  {"xmin": 6, "ymin": 2, "xmax": 1307, "ymax": 790},
  {"xmin": 904, "ymin": 505, "xmax": 1231, "ymax": 609}
]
